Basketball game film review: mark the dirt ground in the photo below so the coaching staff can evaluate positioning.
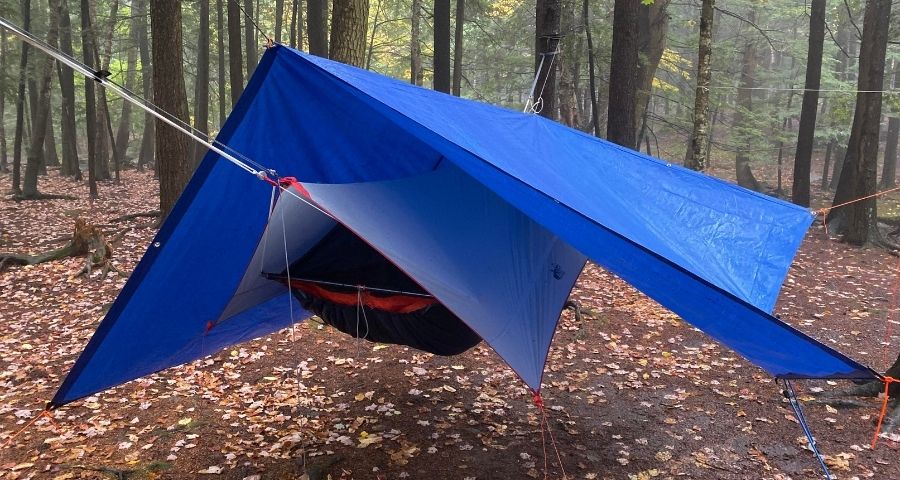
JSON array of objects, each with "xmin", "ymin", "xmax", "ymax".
[{"xmin": 1, "ymin": 169, "xmax": 899, "ymax": 480}]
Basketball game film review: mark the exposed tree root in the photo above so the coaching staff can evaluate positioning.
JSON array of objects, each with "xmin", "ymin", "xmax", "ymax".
[
  {"xmin": 813, "ymin": 380, "xmax": 885, "ymax": 400},
  {"xmin": 879, "ymin": 398, "xmax": 900, "ymax": 436},
  {"xmin": 11, "ymin": 192, "xmax": 78, "ymax": 201},
  {"xmin": 0, "ymin": 218, "xmax": 122, "ymax": 278},
  {"xmin": 564, "ymin": 299, "xmax": 603, "ymax": 324},
  {"xmin": 110, "ymin": 210, "xmax": 160, "ymax": 223},
  {"xmin": 815, "ymin": 351, "xmax": 900, "ymax": 435}
]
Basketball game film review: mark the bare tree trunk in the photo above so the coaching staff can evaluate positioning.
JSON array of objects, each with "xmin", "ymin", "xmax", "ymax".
[
  {"xmin": 23, "ymin": 0, "xmax": 60, "ymax": 198},
  {"xmin": 433, "ymin": 0, "xmax": 451, "ymax": 93},
  {"xmin": 0, "ymin": 32, "xmax": 7, "ymax": 174},
  {"xmin": 582, "ymin": 0, "xmax": 599, "ymax": 137},
  {"xmin": 228, "ymin": 0, "xmax": 245, "ymax": 104},
  {"xmin": 791, "ymin": 0, "xmax": 826, "ymax": 207},
  {"xmin": 821, "ymin": 138, "xmax": 834, "ymax": 189},
  {"xmin": 94, "ymin": 0, "xmax": 119, "ymax": 181},
  {"xmin": 194, "ymin": 0, "xmax": 211, "ymax": 166},
  {"xmin": 364, "ymin": 0, "xmax": 382, "ymax": 70},
  {"xmin": 451, "ymin": 0, "xmax": 464, "ymax": 96},
  {"xmin": 135, "ymin": 0, "xmax": 154, "ymax": 172},
  {"xmin": 43, "ymin": 99, "xmax": 59, "ymax": 168},
  {"xmin": 881, "ymin": 61, "xmax": 899, "ymax": 188},
  {"xmin": 217, "ymin": 0, "xmax": 227, "ymax": 127},
  {"xmin": 557, "ymin": 0, "xmax": 580, "ymax": 127},
  {"xmin": 79, "ymin": 0, "xmax": 98, "ymax": 197},
  {"xmin": 150, "ymin": 0, "xmax": 193, "ymax": 219},
  {"xmin": 289, "ymin": 0, "xmax": 299, "ymax": 48},
  {"xmin": 685, "ymin": 0, "xmax": 714, "ymax": 171},
  {"xmin": 114, "ymin": 11, "xmax": 139, "ymax": 165},
  {"xmin": 606, "ymin": 0, "xmax": 638, "ymax": 147},
  {"xmin": 27, "ymin": 76, "xmax": 43, "ymax": 170},
  {"xmin": 881, "ymin": 117, "xmax": 899, "ymax": 188},
  {"xmin": 534, "ymin": 0, "xmax": 560, "ymax": 120},
  {"xmin": 307, "ymin": 0, "xmax": 328, "ymax": 56},
  {"xmin": 12, "ymin": 0, "xmax": 31, "ymax": 195},
  {"xmin": 410, "ymin": 0, "xmax": 422, "ymax": 85},
  {"xmin": 57, "ymin": 0, "xmax": 80, "ymax": 178},
  {"xmin": 734, "ymin": 10, "xmax": 760, "ymax": 191},
  {"xmin": 275, "ymin": 0, "xmax": 285, "ymax": 43},
  {"xmin": 634, "ymin": 0, "xmax": 668, "ymax": 142},
  {"xmin": 297, "ymin": 0, "xmax": 304, "ymax": 49},
  {"xmin": 244, "ymin": 0, "xmax": 258, "ymax": 77},
  {"xmin": 828, "ymin": 0, "xmax": 892, "ymax": 244},
  {"xmin": 329, "ymin": 0, "xmax": 368, "ymax": 67}
]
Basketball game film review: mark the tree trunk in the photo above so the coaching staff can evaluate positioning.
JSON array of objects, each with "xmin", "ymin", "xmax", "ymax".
[
  {"xmin": 828, "ymin": 0, "xmax": 892, "ymax": 244},
  {"xmin": 364, "ymin": 0, "xmax": 382, "ymax": 70},
  {"xmin": 44, "ymin": 103, "xmax": 59, "ymax": 168},
  {"xmin": 227, "ymin": 0, "xmax": 245, "ymax": 104},
  {"xmin": 12, "ymin": 0, "xmax": 31, "ymax": 195},
  {"xmin": 307, "ymin": 0, "xmax": 328, "ymax": 57},
  {"xmin": 135, "ymin": 0, "xmax": 154, "ymax": 172},
  {"xmin": 0, "ymin": 32, "xmax": 7, "ymax": 173},
  {"xmin": 791, "ymin": 0, "xmax": 826, "ymax": 207},
  {"xmin": 606, "ymin": 0, "xmax": 638, "ymax": 148},
  {"xmin": 451, "ymin": 0, "xmax": 464, "ymax": 96},
  {"xmin": 194, "ymin": 0, "xmax": 211, "ymax": 166},
  {"xmin": 685, "ymin": 0, "xmax": 714, "ymax": 171},
  {"xmin": 244, "ymin": 0, "xmax": 258, "ymax": 77},
  {"xmin": 94, "ymin": 0, "xmax": 119, "ymax": 181},
  {"xmin": 27, "ymin": 76, "xmax": 43, "ymax": 170},
  {"xmin": 433, "ymin": 0, "xmax": 451, "ymax": 93},
  {"xmin": 289, "ymin": 0, "xmax": 299, "ymax": 48},
  {"xmin": 533, "ymin": 0, "xmax": 560, "ymax": 119},
  {"xmin": 329, "ymin": 0, "xmax": 368, "ymax": 67},
  {"xmin": 582, "ymin": 0, "xmax": 599, "ymax": 137},
  {"xmin": 881, "ymin": 62, "xmax": 898, "ymax": 188},
  {"xmin": 217, "ymin": 0, "xmax": 227, "ymax": 127},
  {"xmin": 821, "ymin": 138, "xmax": 834, "ymax": 190},
  {"xmin": 410, "ymin": 0, "xmax": 422, "ymax": 85},
  {"xmin": 56, "ymin": 0, "xmax": 80, "ymax": 178},
  {"xmin": 79, "ymin": 0, "xmax": 98, "ymax": 197},
  {"xmin": 275, "ymin": 0, "xmax": 285, "ymax": 43},
  {"xmin": 881, "ymin": 117, "xmax": 899, "ymax": 188},
  {"xmin": 296, "ymin": 0, "xmax": 304, "ymax": 49},
  {"xmin": 150, "ymin": 0, "xmax": 193, "ymax": 219},
  {"xmin": 634, "ymin": 0, "xmax": 668, "ymax": 140},
  {"xmin": 23, "ymin": 0, "xmax": 60, "ymax": 198},
  {"xmin": 557, "ymin": 0, "xmax": 580, "ymax": 127},
  {"xmin": 114, "ymin": 11, "xmax": 139, "ymax": 165},
  {"xmin": 734, "ymin": 10, "xmax": 760, "ymax": 191}
]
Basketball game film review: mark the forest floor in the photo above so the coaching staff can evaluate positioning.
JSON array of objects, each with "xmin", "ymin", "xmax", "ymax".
[{"xmin": 1, "ymin": 168, "xmax": 900, "ymax": 480}]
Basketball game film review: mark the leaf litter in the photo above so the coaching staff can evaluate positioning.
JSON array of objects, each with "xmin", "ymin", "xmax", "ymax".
[{"xmin": 1, "ymin": 171, "xmax": 899, "ymax": 479}]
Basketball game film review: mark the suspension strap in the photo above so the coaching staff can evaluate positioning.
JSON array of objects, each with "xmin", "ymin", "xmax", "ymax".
[{"xmin": 782, "ymin": 379, "xmax": 833, "ymax": 480}]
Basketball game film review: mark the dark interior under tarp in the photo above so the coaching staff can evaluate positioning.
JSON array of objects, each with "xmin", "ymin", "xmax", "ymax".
[{"xmin": 266, "ymin": 225, "xmax": 482, "ymax": 356}]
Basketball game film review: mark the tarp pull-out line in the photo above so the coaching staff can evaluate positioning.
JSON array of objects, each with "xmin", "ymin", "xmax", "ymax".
[
  {"xmin": 0, "ymin": 16, "xmax": 328, "ymax": 222},
  {"xmin": 782, "ymin": 380, "xmax": 833, "ymax": 480}
]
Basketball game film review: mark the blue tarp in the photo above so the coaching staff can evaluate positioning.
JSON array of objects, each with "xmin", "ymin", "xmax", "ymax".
[{"xmin": 51, "ymin": 45, "xmax": 876, "ymax": 407}]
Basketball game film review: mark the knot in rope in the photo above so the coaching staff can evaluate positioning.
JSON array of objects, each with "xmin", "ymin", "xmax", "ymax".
[{"xmin": 532, "ymin": 390, "xmax": 544, "ymax": 409}]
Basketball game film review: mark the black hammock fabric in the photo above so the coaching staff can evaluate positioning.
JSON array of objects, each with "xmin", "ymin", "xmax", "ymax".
[{"xmin": 281, "ymin": 225, "xmax": 482, "ymax": 356}]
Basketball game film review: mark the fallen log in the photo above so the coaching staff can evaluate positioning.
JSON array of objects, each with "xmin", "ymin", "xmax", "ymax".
[{"xmin": 0, "ymin": 218, "xmax": 120, "ymax": 278}]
